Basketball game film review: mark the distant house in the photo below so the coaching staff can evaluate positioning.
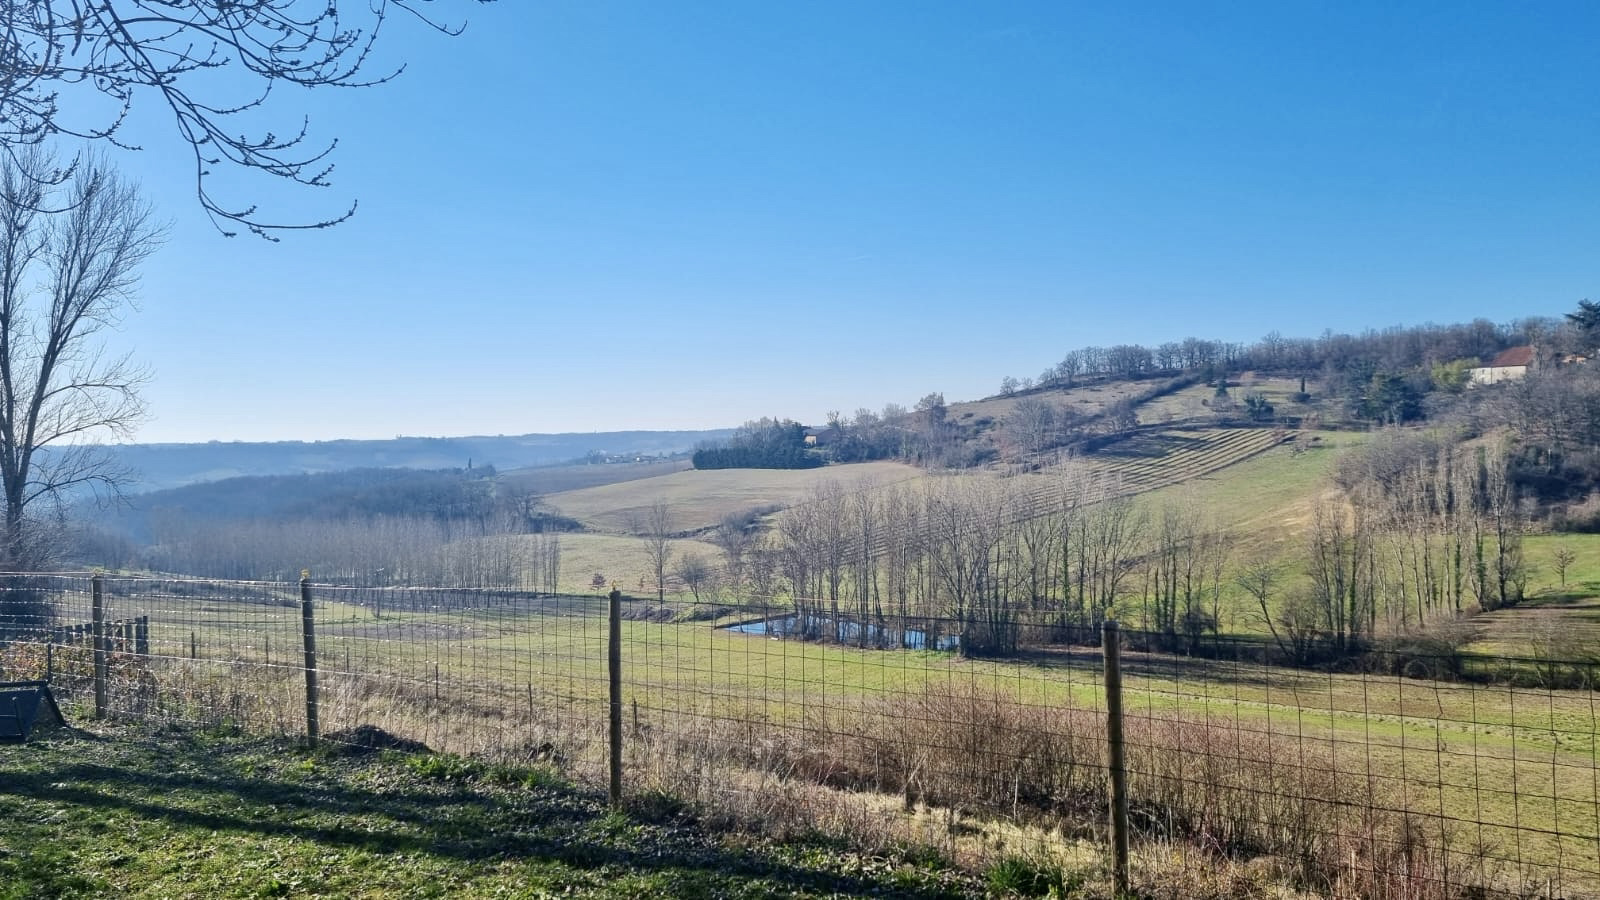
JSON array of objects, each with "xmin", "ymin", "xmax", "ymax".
[
  {"xmin": 802, "ymin": 429, "xmax": 830, "ymax": 447},
  {"xmin": 1469, "ymin": 346, "xmax": 1535, "ymax": 385}
]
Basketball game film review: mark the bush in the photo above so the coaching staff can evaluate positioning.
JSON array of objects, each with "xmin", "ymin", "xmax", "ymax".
[
  {"xmin": 1365, "ymin": 620, "xmax": 1478, "ymax": 679},
  {"xmin": 985, "ymin": 853, "xmax": 1082, "ymax": 897}
]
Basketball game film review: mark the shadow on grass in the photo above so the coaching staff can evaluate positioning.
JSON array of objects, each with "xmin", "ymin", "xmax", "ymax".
[
  {"xmin": 1096, "ymin": 432, "xmax": 1213, "ymax": 460},
  {"xmin": 1008, "ymin": 643, "xmax": 1315, "ymax": 694},
  {"xmin": 1515, "ymin": 589, "xmax": 1600, "ymax": 609},
  {"xmin": 0, "ymin": 727, "xmax": 950, "ymax": 897}
]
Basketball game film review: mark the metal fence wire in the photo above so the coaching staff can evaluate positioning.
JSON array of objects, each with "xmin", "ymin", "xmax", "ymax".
[{"xmin": 2, "ymin": 572, "xmax": 1598, "ymax": 899}]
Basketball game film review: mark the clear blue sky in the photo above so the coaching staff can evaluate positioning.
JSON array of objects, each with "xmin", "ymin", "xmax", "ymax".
[{"xmin": 95, "ymin": 1, "xmax": 1600, "ymax": 443}]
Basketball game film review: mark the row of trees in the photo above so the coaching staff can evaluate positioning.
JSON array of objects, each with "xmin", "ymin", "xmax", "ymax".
[
  {"xmin": 1008, "ymin": 319, "xmax": 1548, "ymax": 395},
  {"xmin": 134, "ymin": 514, "xmax": 563, "ymax": 591},
  {"xmin": 664, "ymin": 433, "xmax": 1527, "ymax": 660},
  {"xmin": 692, "ymin": 418, "xmax": 824, "ymax": 469}
]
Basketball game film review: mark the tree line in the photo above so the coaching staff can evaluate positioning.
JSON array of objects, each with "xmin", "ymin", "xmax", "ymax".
[
  {"xmin": 1009, "ymin": 318, "xmax": 1546, "ymax": 393},
  {"xmin": 663, "ymin": 435, "xmax": 1528, "ymax": 663},
  {"xmin": 692, "ymin": 419, "xmax": 824, "ymax": 469},
  {"xmin": 75, "ymin": 467, "xmax": 572, "ymax": 590}
]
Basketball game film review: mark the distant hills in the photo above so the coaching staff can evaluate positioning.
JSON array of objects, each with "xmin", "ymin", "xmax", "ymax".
[{"xmin": 106, "ymin": 430, "xmax": 734, "ymax": 492}]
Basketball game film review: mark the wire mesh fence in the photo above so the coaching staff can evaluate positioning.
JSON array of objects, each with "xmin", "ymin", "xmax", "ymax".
[{"xmin": 2, "ymin": 572, "xmax": 1598, "ymax": 898}]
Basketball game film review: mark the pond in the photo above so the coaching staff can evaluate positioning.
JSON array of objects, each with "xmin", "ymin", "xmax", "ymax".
[{"xmin": 722, "ymin": 613, "xmax": 960, "ymax": 651}]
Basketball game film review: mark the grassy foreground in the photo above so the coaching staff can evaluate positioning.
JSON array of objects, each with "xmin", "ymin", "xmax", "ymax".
[{"xmin": 0, "ymin": 724, "xmax": 982, "ymax": 899}]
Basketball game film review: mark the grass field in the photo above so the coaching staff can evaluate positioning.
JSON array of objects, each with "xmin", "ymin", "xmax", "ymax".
[
  {"xmin": 13, "ymin": 575, "xmax": 1598, "ymax": 898},
  {"xmin": 545, "ymin": 460, "xmax": 923, "ymax": 534},
  {"xmin": 1466, "ymin": 533, "xmax": 1600, "ymax": 660},
  {"xmin": 546, "ymin": 532, "xmax": 724, "ymax": 596},
  {"xmin": 0, "ymin": 724, "xmax": 988, "ymax": 899},
  {"xmin": 500, "ymin": 458, "xmax": 694, "ymax": 496},
  {"xmin": 949, "ymin": 379, "xmax": 1155, "ymax": 425}
]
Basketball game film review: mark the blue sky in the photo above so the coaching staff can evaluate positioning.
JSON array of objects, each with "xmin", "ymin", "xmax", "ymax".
[{"xmin": 90, "ymin": 2, "xmax": 1600, "ymax": 443}]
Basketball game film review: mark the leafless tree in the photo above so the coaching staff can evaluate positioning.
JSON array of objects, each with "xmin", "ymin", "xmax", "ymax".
[
  {"xmin": 710, "ymin": 510, "xmax": 756, "ymax": 597},
  {"xmin": 1482, "ymin": 438, "xmax": 1525, "ymax": 609},
  {"xmin": 814, "ymin": 482, "xmax": 852, "ymax": 638},
  {"xmin": 0, "ymin": 149, "xmax": 160, "ymax": 577},
  {"xmin": 674, "ymin": 552, "xmax": 710, "ymax": 604},
  {"xmin": 1553, "ymin": 546, "xmax": 1578, "ymax": 590},
  {"xmin": 1236, "ymin": 558, "xmax": 1283, "ymax": 651},
  {"xmin": 0, "ymin": 1, "xmax": 490, "ymax": 237},
  {"xmin": 633, "ymin": 498, "xmax": 673, "ymax": 604},
  {"xmin": 846, "ymin": 481, "xmax": 881, "ymax": 645},
  {"xmin": 531, "ymin": 532, "xmax": 561, "ymax": 595},
  {"xmin": 1305, "ymin": 493, "xmax": 1376, "ymax": 653},
  {"xmin": 1144, "ymin": 499, "xmax": 1230, "ymax": 650},
  {"xmin": 1003, "ymin": 395, "xmax": 1060, "ymax": 458}
]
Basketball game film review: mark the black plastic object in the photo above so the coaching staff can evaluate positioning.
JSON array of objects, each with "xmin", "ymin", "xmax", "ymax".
[{"xmin": 0, "ymin": 681, "xmax": 65, "ymax": 742}]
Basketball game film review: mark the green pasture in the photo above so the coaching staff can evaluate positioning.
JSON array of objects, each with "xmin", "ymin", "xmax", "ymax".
[
  {"xmin": 17, "ymin": 580, "xmax": 1600, "ymax": 893},
  {"xmin": 489, "ymin": 610, "xmax": 1600, "ymax": 891},
  {"xmin": 0, "ymin": 726, "xmax": 977, "ymax": 899},
  {"xmin": 1466, "ymin": 533, "xmax": 1600, "ymax": 659},
  {"xmin": 541, "ymin": 532, "xmax": 724, "ymax": 597}
]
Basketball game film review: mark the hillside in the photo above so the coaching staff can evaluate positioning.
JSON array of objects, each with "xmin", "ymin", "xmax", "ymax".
[
  {"xmin": 546, "ymin": 460, "xmax": 923, "ymax": 534},
  {"xmin": 105, "ymin": 429, "xmax": 732, "ymax": 492}
]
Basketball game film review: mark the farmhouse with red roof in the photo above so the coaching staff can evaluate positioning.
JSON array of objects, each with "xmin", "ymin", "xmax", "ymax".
[{"xmin": 1469, "ymin": 346, "xmax": 1535, "ymax": 385}]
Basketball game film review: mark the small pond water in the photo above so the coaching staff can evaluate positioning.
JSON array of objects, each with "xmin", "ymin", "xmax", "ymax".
[{"xmin": 723, "ymin": 613, "xmax": 960, "ymax": 651}]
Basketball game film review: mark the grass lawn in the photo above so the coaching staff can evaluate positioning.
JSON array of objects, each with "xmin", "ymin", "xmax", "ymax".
[
  {"xmin": 0, "ymin": 723, "xmax": 982, "ymax": 899},
  {"xmin": 1465, "ymin": 533, "xmax": 1600, "ymax": 660},
  {"xmin": 532, "ymin": 532, "xmax": 725, "ymax": 597}
]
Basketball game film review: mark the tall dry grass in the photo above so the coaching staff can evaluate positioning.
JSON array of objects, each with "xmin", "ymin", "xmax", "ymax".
[
  {"xmin": 628, "ymin": 680, "xmax": 1548, "ymax": 899},
  {"xmin": 0, "ymin": 639, "xmax": 1554, "ymax": 899}
]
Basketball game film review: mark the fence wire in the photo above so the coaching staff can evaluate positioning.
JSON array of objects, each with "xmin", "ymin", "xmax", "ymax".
[{"xmin": 2, "ymin": 573, "xmax": 1597, "ymax": 898}]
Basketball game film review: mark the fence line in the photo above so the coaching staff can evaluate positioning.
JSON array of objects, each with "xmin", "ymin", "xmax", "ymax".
[{"xmin": 1, "ymin": 572, "xmax": 1598, "ymax": 897}]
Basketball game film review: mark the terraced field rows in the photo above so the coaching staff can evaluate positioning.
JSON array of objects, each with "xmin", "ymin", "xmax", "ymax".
[{"xmin": 1007, "ymin": 426, "xmax": 1289, "ymax": 520}]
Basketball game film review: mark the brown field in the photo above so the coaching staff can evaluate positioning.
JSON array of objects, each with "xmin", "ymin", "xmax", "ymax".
[
  {"xmin": 499, "ymin": 458, "xmax": 693, "ymax": 495},
  {"xmin": 545, "ymin": 460, "xmax": 923, "ymax": 534}
]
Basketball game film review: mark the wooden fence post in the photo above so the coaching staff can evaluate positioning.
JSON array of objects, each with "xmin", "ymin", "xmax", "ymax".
[
  {"xmin": 135, "ymin": 615, "xmax": 149, "ymax": 657},
  {"xmin": 608, "ymin": 587, "xmax": 623, "ymax": 808},
  {"xmin": 1103, "ymin": 619, "xmax": 1130, "ymax": 896},
  {"xmin": 92, "ymin": 574, "xmax": 107, "ymax": 719},
  {"xmin": 300, "ymin": 573, "xmax": 319, "ymax": 743}
]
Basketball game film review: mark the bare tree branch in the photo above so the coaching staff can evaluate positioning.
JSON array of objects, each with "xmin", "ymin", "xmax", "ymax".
[{"xmin": 0, "ymin": 1, "xmax": 493, "ymax": 238}]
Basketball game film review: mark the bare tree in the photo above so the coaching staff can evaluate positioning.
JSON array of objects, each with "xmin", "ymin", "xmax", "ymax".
[
  {"xmin": 674, "ymin": 552, "xmax": 710, "ymax": 604},
  {"xmin": 634, "ymin": 499, "xmax": 673, "ymax": 604},
  {"xmin": 1236, "ymin": 559, "xmax": 1282, "ymax": 650},
  {"xmin": 710, "ymin": 510, "xmax": 756, "ymax": 597},
  {"xmin": 531, "ymin": 532, "xmax": 561, "ymax": 595},
  {"xmin": 1003, "ymin": 395, "xmax": 1060, "ymax": 458},
  {"xmin": 1305, "ymin": 493, "xmax": 1376, "ymax": 653},
  {"xmin": 1553, "ymin": 546, "xmax": 1578, "ymax": 590},
  {"xmin": 1, "ymin": 2, "xmax": 490, "ymax": 236},
  {"xmin": 0, "ymin": 150, "xmax": 160, "ymax": 576}
]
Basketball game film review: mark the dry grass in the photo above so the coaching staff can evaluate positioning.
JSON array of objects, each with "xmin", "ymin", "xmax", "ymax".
[
  {"xmin": 2, "ymin": 634, "xmax": 1575, "ymax": 899},
  {"xmin": 545, "ymin": 460, "xmax": 922, "ymax": 534},
  {"xmin": 533, "ymin": 532, "xmax": 725, "ymax": 596},
  {"xmin": 500, "ymin": 458, "xmax": 693, "ymax": 494},
  {"xmin": 952, "ymin": 380, "xmax": 1155, "ymax": 424},
  {"xmin": 631, "ymin": 680, "xmax": 1555, "ymax": 899}
]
